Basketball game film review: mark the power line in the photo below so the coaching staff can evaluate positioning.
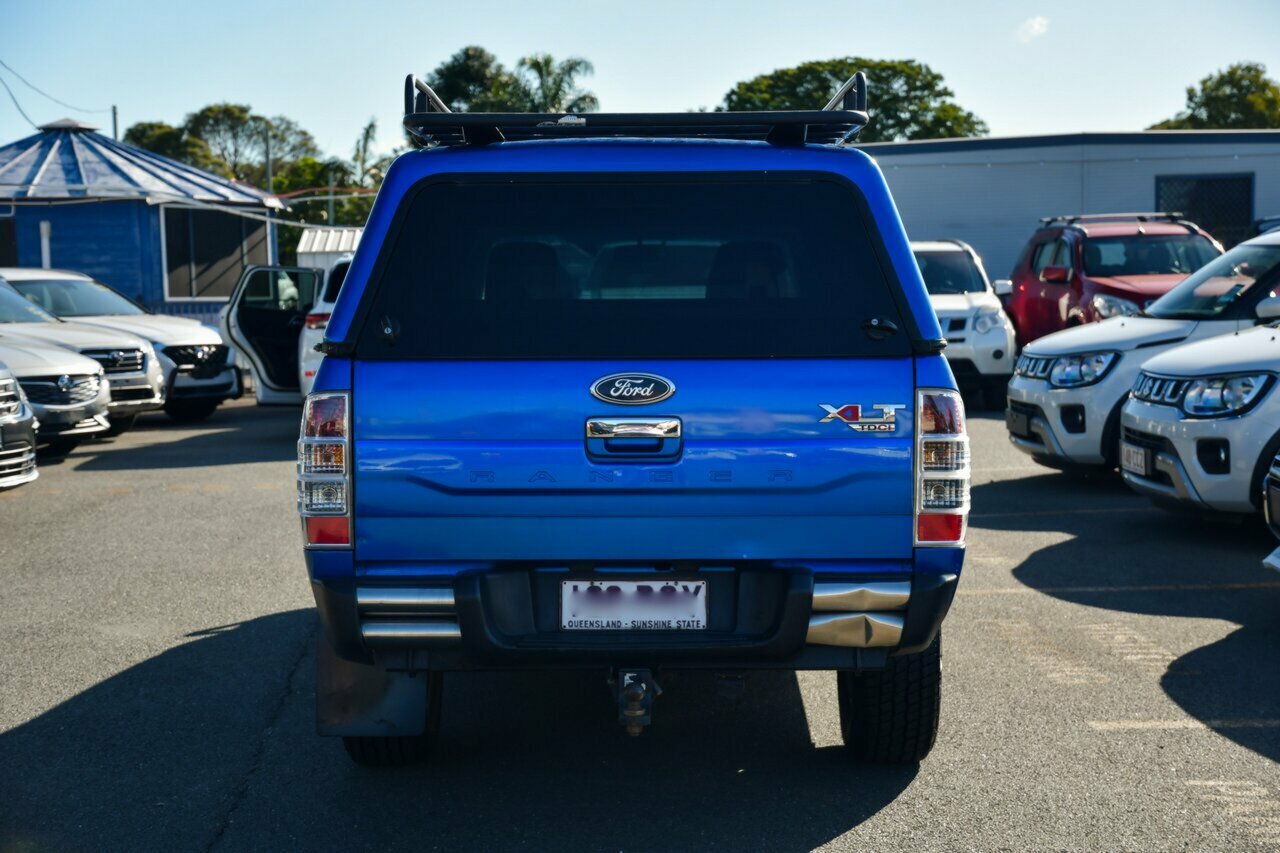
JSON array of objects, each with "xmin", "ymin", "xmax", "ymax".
[
  {"xmin": 0, "ymin": 73, "xmax": 37, "ymax": 129},
  {"xmin": 0, "ymin": 58, "xmax": 111, "ymax": 113}
]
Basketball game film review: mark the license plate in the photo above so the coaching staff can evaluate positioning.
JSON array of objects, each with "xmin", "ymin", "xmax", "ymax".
[
  {"xmin": 561, "ymin": 580, "xmax": 707, "ymax": 631},
  {"xmin": 1006, "ymin": 409, "xmax": 1030, "ymax": 437},
  {"xmin": 1120, "ymin": 442, "xmax": 1150, "ymax": 476}
]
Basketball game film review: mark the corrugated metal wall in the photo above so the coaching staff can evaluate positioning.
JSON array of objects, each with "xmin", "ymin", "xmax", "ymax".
[{"xmin": 867, "ymin": 136, "xmax": 1280, "ymax": 277}]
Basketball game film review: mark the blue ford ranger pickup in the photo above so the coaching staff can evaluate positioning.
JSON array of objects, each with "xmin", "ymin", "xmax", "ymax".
[{"xmin": 239, "ymin": 73, "xmax": 969, "ymax": 766}]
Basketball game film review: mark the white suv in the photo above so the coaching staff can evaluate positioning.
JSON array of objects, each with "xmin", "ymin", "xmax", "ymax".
[
  {"xmin": 911, "ymin": 241, "xmax": 1017, "ymax": 407},
  {"xmin": 299, "ymin": 256, "xmax": 351, "ymax": 396},
  {"xmin": 1120, "ymin": 322, "xmax": 1280, "ymax": 514},
  {"xmin": 1006, "ymin": 229, "xmax": 1280, "ymax": 470}
]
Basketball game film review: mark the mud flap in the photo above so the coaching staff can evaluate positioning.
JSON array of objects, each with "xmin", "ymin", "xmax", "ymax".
[{"xmin": 316, "ymin": 633, "xmax": 428, "ymax": 737}]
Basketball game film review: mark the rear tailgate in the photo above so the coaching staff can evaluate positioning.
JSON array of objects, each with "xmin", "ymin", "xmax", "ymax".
[{"xmin": 353, "ymin": 358, "xmax": 913, "ymax": 562}]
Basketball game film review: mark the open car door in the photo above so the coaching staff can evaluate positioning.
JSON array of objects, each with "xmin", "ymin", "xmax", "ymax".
[{"xmin": 221, "ymin": 265, "xmax": 321, "ymax": 404}]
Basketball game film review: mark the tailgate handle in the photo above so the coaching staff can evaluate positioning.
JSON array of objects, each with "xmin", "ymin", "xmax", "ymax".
[
  {"xmin": 586, "ymin": 417, "xmax": 682, "ymax": 459},
  {"xmin": 586, "ymin": 418, "xmax": 681, "ymax": 439}
]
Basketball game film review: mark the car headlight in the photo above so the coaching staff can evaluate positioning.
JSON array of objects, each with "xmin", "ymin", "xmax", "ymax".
[
  {"xmin": 1048, "ymin": 352, "xmax": 1119, "ymax": 388},
  {"xmin": 973, "ymin": 306, "xmax": 1002, "ymax": 335},
  {"xmin": 1180, "ymin": 374, "xmax": 1272, "ymax": 418},
  {"xmin": 1090, "ymin": 294, "xmax": 1141, "ymax": 319}
]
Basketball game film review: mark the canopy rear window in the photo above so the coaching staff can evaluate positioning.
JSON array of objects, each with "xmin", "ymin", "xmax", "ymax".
[{"xmin": 354, "ymin": 174, "xmax": 908, "ymax": 358}]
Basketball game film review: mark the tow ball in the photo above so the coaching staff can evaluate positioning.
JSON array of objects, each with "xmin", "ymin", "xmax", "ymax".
[{"xmin": 613, "ymin": 668, "xmax": 662, "ymax": 736}]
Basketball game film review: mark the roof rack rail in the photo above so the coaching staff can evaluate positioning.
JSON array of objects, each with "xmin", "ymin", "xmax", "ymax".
[
  {"xmin": 1039, "ymin": 212, "xmax": 1185, "ymax": 226},
  {"xmin": 402, "ymin": 72, "xmax": 869, "ymax": 148}
]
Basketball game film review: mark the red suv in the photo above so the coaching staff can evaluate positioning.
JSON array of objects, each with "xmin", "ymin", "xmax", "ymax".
[{"xmin": 1004, "ymin": 213, "xmax": 1222, "ymax": 345}]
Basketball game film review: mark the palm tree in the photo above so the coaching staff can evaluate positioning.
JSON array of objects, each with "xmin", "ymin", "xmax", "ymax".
[{"xmin": 515, "ymin": 54, "xmax": 599, "ymax": 113}]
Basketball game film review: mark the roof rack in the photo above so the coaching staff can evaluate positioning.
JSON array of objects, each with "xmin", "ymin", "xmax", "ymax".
[
  {"xmin": 1039, "ymin": 212, "xmax": 1185, "ymax": 226},
  {"xmin": 402, "ymin": 72, "xmax": 869, "ymax": 148}
]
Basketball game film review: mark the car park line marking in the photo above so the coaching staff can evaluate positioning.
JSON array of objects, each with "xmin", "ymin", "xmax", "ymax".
[
  {"xmin": 1080, "ymin": 622, "xmax": 1178, "ymax": 673},
  {"xmin": 959, "ymin": 581, "xmax": 1280, "ymax": 596},
  {"xmin": 1184, "ymin": 781, "xmax": 1280, "ymax": 845},
  {"xmin": 1091, "ymin": 719, "xmax": 1280, "ymax": 731},
  {"xmin": 983, "ymin": 619, "xmax": 1109, "ymax": 684}
]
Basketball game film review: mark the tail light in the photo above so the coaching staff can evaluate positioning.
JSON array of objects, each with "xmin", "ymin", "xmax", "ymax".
[
  {"xmin": 299, "ymin": 392, "xmax": 350, "ymax": 547},
  {"xmin": 915, "ymin": 389, "xmax": 969, "ymax": 546},
  {"xmin": 305, "ymin": 312, "xmax": 331, "ymax": 330}
]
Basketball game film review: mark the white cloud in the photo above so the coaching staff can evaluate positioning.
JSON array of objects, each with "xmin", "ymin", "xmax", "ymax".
[{"xmin": 1015, "ymin": 16, "xmax": 1050, "ymax": 43}]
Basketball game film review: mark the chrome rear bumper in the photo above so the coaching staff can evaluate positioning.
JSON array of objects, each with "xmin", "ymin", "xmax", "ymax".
[
  {"xmin": 805, "ymin": 580, "xmax": 911, "ymax": 648},
  {"xmin": 355, "ymin": 578, "xmax": 931, "ymax": 651},
  {"xmin": 357, "ymin": 585, "xmax": 461, "ymax": 646}
]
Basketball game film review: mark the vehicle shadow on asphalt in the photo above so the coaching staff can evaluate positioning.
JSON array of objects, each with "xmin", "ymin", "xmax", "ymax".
[
  {"xmin": 0, "ymin": 609, "xmax": 917, "ymax": 852},
  {"xmin": 970, "ymin": 472, "xmax": 1280, "ymax": 764},
  {"xmin": 71, "ymin": 405, "xmax": 299, "ymax": 471}
]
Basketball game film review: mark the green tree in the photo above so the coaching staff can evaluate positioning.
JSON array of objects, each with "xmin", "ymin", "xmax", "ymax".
[
  {"xmin": 721, "ymin": 58, "xmax": 987, "ymax": 143},
  {"xmin": 425, "ymin": 46, "xmax": 527, "ymax": 112},
  {"xmin": 182, "ymin": 103, "xmax": 260, "ymax": 179},
  {"xmin": 515, "ymin": 54, "xmax": 598, "ymax": 113},
  {"xmin": 121, "ymin": 121, "xmax": 224, "ymax": 173},
  {"xmin": 421, "ymin": 46, "xmax": 598, "ymax": 114},
  {"xmin": 263, "ymin": 115, "xmax": 321, "ymax": 166},
  {"xmin": 1149, "ymin": 62, "xmax": 1280, "ymax": 129},
  {"xmin": 352, "ymin": 118, "xmax": 393, "ymax": 188}
]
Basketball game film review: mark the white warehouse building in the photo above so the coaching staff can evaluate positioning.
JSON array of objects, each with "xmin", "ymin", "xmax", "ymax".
[{"xmin": 862, "ymin": 130, "xmax": 1280, "ymax": 277}]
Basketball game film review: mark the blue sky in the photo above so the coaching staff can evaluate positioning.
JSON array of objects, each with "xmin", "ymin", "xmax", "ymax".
[{"xmin": 2, "ymin": 0, "xmax": 1277, "ymax": 159}]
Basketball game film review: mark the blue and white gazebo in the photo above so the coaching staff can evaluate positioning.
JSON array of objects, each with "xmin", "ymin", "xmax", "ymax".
[{"xmin": 0, "ymin": 118, "xmax": 281, "ymax": 315}]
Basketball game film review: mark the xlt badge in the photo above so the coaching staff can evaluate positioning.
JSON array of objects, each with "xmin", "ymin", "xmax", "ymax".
[
  {"xmin": 590, "ymin": 373, "xmax": 675, "ymax": 405},
  {"xmin": 820, "ymin": 403, "xmax": 906, "ymax": 433}
]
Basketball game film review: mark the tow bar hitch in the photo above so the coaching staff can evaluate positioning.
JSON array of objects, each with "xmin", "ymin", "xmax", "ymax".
[{"xmin": 614, "ymin": 668, "xmax": 662, "ymax": 736}]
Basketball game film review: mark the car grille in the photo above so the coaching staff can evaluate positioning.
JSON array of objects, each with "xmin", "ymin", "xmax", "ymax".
[
  {"xmin": 946, "ymin": 317, "xmax": 966, "ymax": 333},
  {"xmin": 1015, "ymin": 354, "xmax": 1054, "ymax": 379},
  {"xmin": 164, "ymin": 344, "xmax": 229, "ymax": 379},
  {"xmin": 1121, "ymin": 426, "xmax": 1168, "ymax": 454},
  {"xmin": 0, "ymin": 440, "xmax": 35, "ymax": 481},
  {"xmin": 0, "ymin": 377, "xmax": 20, "ymax": 417},
  {"xmin": 1131, "ymin": 372, "xmax": 1189, "ymax": 406},
  {"xmin": 82, "ymin": 348, "xmax": 145, "ymax": 375},
  {"xmin": 21, "ymin": 374, "xmax": 102, "ymax": 405}
]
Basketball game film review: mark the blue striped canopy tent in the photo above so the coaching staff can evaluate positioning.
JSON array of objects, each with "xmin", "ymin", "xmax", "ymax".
[{"xmin": 0, "ymin": 118, "xmax": 282, "ymax": 314}]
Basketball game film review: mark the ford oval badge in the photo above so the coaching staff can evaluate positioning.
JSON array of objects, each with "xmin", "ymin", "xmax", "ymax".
[{"xmin": 589, "ymin": 373, "xmax": 675, "ymax": 406}]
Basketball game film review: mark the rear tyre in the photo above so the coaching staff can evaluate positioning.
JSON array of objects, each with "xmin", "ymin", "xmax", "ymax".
[
  {"xmin": 163, "ymin": 399, "xmax": 220, "ymax": 423},
  {"xmin": 838, "ymin": 635, "xmax": 941, "ymax": 764},
  {"xmin": 102, "ymin": 414, "xmax": 137, "ymax": 437},
  {"xmin": 342, "ymin": 672, "xmax": 443, "ymax": 767}
]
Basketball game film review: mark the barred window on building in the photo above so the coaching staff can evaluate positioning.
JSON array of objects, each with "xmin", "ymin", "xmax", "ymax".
[{"xmin": 1156, "ymin": 174, "xmax": 1254, "ymax": 248}]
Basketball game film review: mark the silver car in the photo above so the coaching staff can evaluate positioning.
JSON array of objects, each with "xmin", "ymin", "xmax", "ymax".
[
  {"xmin": 1, "ymin": 269, "xmax": 239, "ymax": 423},
  {"xmin": 0, "ymin": 283, "xmax": 161, "ymax": 434},
  {"xmin": 0, "ymin": 360, "xmax": 39, "ymax": 488},
  {"xmin": 0, "ymin": 335, "xmax": 110, "ymax": 453}
]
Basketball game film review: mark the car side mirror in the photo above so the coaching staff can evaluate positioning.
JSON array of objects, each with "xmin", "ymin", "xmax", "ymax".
[
  {"xmin": 1040, "ymin": 265, "xmax": 1070, "ymax": 284},
  {"xmin": 1256, "ymin": 294, "xmax": 1280, "ymax": 321},
  {"xmin": 992, "ymin": 278, "xmax": 1013, "ymax": 297}
]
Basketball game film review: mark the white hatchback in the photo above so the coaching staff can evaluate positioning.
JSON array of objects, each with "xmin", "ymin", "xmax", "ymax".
[{"xmin": 1005, "ymin": 229, "xmax": 1280, "ymax": 470}]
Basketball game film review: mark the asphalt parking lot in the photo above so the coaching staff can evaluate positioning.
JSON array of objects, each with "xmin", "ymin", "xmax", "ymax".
[{"xmin": 2, "ymin": 398, "xmax": 1278, "ymax": 852}]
